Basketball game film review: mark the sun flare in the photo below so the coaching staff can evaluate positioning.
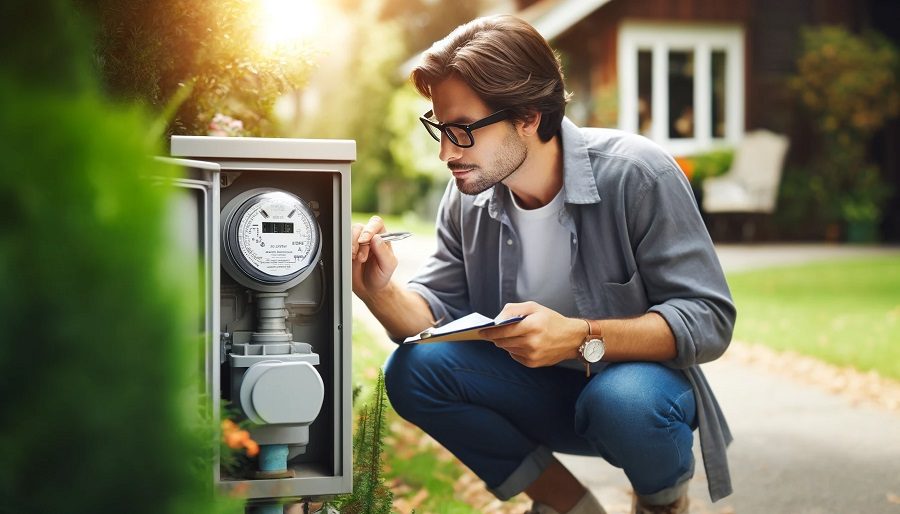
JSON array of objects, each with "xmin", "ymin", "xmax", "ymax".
[{"xmin": 257, "ymin": 0, "xmax": 324, "ymax": 51}]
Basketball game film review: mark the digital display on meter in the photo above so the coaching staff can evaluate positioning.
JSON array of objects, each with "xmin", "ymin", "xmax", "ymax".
[
  {"xmin": 262, "ymin": 222, "xmax": 294, "ymax": 234},
  {"xmin": 221, "ymin": 189, "xmax": 322, "ymax": 290}
]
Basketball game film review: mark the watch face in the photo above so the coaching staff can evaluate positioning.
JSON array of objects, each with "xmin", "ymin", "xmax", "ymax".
[{"xmin": 582, "ymin": 338, "xmax": 605, "ymax": 363}]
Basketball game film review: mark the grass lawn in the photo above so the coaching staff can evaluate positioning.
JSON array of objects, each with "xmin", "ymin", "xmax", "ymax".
[{"xmin": 726, "ymin": 256, "xmax": 900, "ymax": 381}]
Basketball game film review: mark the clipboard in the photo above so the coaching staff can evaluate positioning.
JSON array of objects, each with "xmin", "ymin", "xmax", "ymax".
[{"xmin": 403, "ymin": 313, "xmax": 525, "ymax": 344}]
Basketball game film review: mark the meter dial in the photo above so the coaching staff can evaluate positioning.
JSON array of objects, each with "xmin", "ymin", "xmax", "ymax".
[{"xmin": 222, "ymin": 188, "xmax": 322, "ymax": 291}]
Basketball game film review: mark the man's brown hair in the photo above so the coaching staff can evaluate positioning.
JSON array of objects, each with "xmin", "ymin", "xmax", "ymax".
[{"xmin": 411, "ymin": 15, "xmax": 570, "ymax": 142}]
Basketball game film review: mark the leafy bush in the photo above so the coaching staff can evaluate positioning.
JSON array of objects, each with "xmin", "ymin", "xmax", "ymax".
[
  {"xmin": 0, "ymin": 84, "xmax": 219, "ymax": 514},
  {"xmin": 688, "ymin": 149, "xmax": 734, "ymax": 186},
  {"xmin": 790, "ymin": 26, "xmax": 900, "ymax": 227},
  {"xmin": 0, "ymin": 2, "xmax": 219, "ymax": 512}
]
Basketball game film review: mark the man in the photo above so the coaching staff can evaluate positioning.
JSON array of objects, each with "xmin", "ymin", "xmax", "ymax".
[{"xmin": 351, "ymin": 15, "xmax": 735, "ymax": 514}]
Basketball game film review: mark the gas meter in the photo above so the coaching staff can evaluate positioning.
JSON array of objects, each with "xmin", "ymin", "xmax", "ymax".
[{"xmin": 167, "ymin": 136, "xmax": 355, "ymax": 511}]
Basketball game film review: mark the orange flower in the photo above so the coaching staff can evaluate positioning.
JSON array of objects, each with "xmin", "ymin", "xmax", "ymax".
[
  {"xmin": 222, "ymin": 418, "xmax": 259, "ymax": 457},
  {"xmin": 244, "ymin": 439, "xmax": 260, "ymax": 457},
  {"xmin": 224, "ymin": 430, "xmax": 245, "ymax": 449},
  {"xmin": 674, "ymin": 156, "xmax": 695, "ymax": 181}
]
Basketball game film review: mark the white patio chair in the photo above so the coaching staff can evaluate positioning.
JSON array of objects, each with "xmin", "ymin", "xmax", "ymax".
[{"xmin": 702, "ymin": 130, "xmax": 789, "ymax": 239}]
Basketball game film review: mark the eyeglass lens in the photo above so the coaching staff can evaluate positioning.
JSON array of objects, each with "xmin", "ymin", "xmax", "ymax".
[
  {"xmin": 425, "ymin": 123, "xmax": 473, "ymax": 147},
  {"xmin": 445, "ymin": 126, "xmax": 474, "ymax": 147}
]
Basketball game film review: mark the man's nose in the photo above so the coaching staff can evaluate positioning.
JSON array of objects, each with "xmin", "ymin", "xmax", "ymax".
[{"xmin": 439, "ymin": 135, "xmax": 462, "ymax": 162}]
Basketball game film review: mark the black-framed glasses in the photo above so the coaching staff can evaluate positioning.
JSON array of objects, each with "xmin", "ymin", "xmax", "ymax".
[{"xmin": 419, "ymin": 109, "xmax": 511, "ymax": 148}]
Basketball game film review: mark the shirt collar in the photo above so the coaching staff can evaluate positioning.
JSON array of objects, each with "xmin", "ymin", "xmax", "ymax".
[
  {"xmin": 560, "ymin": 117, "xmax": 601, "ymax": 204},
  {"xmin": 473, "ymin": 116, "xmax": 601, "ymax": 215}
]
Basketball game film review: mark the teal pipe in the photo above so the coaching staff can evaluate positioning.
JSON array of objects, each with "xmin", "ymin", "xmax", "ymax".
[
  {"xmin": 252, "ymin": 504, "xmax": 282, "ymax": 514},
  {"xmin": 258, "ymin": 443, "xmax": 289, "ymax": 472}
]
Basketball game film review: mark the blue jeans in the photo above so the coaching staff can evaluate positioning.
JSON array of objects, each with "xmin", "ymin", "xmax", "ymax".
[{"xmin": 384, "ymin": 341, "xmax": 697, "ymax": 501}]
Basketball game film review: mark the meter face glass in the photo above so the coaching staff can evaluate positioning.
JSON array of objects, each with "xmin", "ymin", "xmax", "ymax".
[{"xmin": 236, "ymin": 193, "xmax": 317, "ymax": 277}]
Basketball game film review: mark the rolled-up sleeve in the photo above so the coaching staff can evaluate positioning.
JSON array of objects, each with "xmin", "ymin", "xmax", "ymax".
[{"xmin": 631, "ymin": 167, "xmax": 736, "ymax": 368}]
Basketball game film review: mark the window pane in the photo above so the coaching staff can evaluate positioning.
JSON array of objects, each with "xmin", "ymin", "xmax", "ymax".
[
  {"xmin": 668, "ymin": 51, "xmax": 694, "ymax": 139},
  {"xmin": 638, "ymin": 50, "xmax": 653, "ymax": 136},
  {"xmin": 711, "ymin": 50, "xmax": 727, "ymax": 139}
]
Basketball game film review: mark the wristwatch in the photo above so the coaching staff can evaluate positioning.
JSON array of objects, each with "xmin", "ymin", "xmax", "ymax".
[{"xmin": 578, "ymin": 319, "xmax": 605, "ymax": 377}]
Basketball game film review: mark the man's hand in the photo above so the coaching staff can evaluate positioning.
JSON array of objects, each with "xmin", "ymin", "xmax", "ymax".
[
  {"xmin": 351, "ymin": 215, "xmax": 398, "ymax": 298},
  {"xmin": 479, "ymin": 302, "xmax": 588, "ymax": 367}
]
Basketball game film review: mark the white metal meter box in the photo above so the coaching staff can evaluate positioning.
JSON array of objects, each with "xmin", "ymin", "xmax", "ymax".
[{"xmin": 165, "ymin": 136, "xmax": 355, "ymax": 508}]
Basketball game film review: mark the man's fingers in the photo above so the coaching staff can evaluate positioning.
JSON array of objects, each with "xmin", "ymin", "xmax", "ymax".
[
  {"xmin": 351, "ymin": 223, "xmax": 364, "ymax": 259},
  {"xmin": 358, "ymin": 215, "xmax": 385, "ymax": 245},
  {"xmin": 355, "ymin": 216, "xmax": 387, "ymax": 263},
  {"xmin": 367, "ymin": 235, "xmax": 397, "ymax": 269},
  {"xmin": 480, "ymin": 323, "xmax": 521, "ymax": 340},
  {"xmin": 497, "ymin": 301, "xmax": 538, "ymax": 319}
]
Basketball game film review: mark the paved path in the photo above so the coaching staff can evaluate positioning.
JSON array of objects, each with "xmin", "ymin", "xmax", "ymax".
[{"xmin": 357, "ymin": 238, "xmax": 900, "ymax": 513}]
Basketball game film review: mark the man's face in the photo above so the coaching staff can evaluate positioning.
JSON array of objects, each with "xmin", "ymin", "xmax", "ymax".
[{"xmin": 430, "ymin": 75, "xmax": 527, "ymax": 195}]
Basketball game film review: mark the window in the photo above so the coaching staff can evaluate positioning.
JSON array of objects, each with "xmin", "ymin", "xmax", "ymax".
[{"xmin": 618, "ymin": 22, "xmax": 744, "ymax": 154}]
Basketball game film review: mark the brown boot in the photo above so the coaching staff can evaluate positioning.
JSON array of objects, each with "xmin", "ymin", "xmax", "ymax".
[{"xmin": 631, "ymin": 493, "xmax": 689, "ymax": 514}]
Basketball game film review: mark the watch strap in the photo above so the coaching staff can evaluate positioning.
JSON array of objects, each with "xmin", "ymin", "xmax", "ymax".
[{"xmin": 580, "ymin": 319, "xmax": 595, "ymax": 377}]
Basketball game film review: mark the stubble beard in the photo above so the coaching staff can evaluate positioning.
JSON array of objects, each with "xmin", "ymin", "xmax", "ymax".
[{"xmin": 453, "ymin": 129, "xmax": 528, "ymax": 196}]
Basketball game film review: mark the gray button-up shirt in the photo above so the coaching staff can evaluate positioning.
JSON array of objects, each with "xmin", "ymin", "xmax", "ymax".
[{"xmin": 405, "ymin": 117, "xmax": 736, "ymax": 501}]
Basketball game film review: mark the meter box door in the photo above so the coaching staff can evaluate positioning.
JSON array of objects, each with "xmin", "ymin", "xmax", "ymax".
[
  {"xmin": 171, "ymin": 136, "xmax": 355, "ymax": 501},
  {"xmin": 155, "ymin": 157, "xmax": 220, "ymax": 392}
]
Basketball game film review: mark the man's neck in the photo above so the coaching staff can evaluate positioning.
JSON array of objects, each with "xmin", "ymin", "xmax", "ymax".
[{"xmin": 504, "ymin": 135, "xmax": 563, "ymax": 209}]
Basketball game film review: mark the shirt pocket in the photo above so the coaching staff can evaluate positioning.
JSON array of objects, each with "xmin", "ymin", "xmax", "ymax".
[{"xmin": 599, "ymin": 271, "xmax": 649, "ymax": 318}]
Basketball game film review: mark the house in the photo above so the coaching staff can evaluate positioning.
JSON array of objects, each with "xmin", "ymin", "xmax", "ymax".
[{"xmin": 497, "ymin": 0, "xmax": 900, "ymax": 240}]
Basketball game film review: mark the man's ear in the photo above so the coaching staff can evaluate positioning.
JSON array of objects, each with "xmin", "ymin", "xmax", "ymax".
[{"xmin": 516, "ymin": 111, "xmax": 542, "ymax": 137}]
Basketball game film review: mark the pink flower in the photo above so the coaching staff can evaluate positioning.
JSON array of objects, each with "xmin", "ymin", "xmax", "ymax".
[{"xmin": 208, "ymin": 113, "xmax": 244, "ymax": 137}]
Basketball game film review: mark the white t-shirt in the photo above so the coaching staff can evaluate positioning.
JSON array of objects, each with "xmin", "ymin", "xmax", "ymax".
[{"xmin": 506, "ymin": 187, "xmax": 578, "ymax": 316}]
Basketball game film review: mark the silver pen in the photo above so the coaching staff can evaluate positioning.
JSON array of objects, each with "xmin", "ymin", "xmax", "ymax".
[{"xmin": 358, "ymin": 231, "xmax": 412, "ymax": 245}]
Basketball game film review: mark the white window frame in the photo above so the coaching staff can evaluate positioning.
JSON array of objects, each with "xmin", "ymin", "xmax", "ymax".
[{"xmin": 618, "ymin": 21, "xmax": 745, "ymax": 155}]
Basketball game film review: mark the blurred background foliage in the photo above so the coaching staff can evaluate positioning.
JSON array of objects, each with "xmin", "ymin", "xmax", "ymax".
[
  {"xmin": 80, "ymin": 0, "xmax": 317, "ymax": 137},
  {"xmin": 787, "ymin": 25, "xmax": 900, "ymax": 236},
  {"xmin": 79, "ymin": 0, "xmax": 480, "ymax": 216},
  {"xmin": 286, "ymin": 0, "xmax": 479, "ymax": 215},
  {"xmin": 0, "ymin": 1, "xmax": 228, "ymax": 512}
]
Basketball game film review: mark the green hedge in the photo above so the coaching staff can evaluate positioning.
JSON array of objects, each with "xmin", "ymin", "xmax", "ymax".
[{"xmin": 0, "ymin": 1, "xmax": 220, "ymax": 512}]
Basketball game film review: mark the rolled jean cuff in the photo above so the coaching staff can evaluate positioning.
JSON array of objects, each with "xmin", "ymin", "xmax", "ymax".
[
  {"xmin": 488, "ymin": 445, "xmax": 555, "ymax": 501},
  {"xmin": 637, "ymin": 472, "xmax": 692, "ymax": 506}
]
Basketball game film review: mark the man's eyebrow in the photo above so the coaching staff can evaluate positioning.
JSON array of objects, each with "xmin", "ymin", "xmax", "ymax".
[
  {"xmin": 431, "ymin": 111, "xmax": 477, "ymax": 125},
  {"xmin": 442, "ymin": 115, "xmax": 477, "ymax": 125}
]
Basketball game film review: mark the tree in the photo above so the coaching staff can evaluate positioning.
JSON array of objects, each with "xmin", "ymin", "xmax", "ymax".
[{"xmin": 80, "ymin": 0, "xmax": 316, "ymax": 136}]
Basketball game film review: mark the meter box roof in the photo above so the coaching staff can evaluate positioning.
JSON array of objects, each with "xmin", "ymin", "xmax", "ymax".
[{"xmin": 171, "ymin": 136, "xmax": 356, "ymax": 162}]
